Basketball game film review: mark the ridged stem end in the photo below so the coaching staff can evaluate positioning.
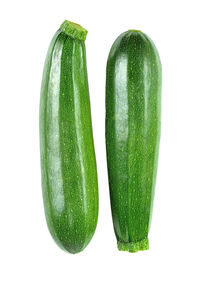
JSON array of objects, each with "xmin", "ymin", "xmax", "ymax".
[
  {"xmin": 60, "ymin": 20, "xmax": 88, "ymax": 41},
  {"xmin": 117, "ymin": 238, "xmax": 149, "ymax": 253}
]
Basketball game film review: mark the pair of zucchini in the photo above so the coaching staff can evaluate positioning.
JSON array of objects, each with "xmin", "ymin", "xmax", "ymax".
[{"xmin": 40, "ymin": 20, "xmax": 161, "ymax": 254}]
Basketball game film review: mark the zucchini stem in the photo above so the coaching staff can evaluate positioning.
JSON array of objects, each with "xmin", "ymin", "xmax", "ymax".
[
  {"xmin": 60, "ymin": 20, "xmax": 88, "ymax": 41},
  {"xmin": 117, "ymin": 238, "xmax": 149, "ymax": 253}
]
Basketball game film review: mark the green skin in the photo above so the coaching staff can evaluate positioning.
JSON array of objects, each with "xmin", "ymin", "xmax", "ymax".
[
  {"xmin": 106, "ymin": 31, "xmax": 161, "ymax": 252},
  {"xmin": 40, "ymin": 21, "xmax": 98, "ymax": 254}
]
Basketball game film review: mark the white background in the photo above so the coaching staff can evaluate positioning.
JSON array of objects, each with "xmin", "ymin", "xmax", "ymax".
[{"xmin": 0, "ymin": 0, "xmax": 200, "ymax": 280}]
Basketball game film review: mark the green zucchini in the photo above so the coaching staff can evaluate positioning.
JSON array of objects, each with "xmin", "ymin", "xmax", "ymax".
[
  {"xmin": 106, "ymin": 30, "xmax": 161, "ymax": 252},
  {"xmin": 39, "ymin": 20, "xmax": 98, "ymax": 254}
]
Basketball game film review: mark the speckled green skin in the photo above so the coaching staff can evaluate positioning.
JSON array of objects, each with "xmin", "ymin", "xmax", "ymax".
[
  {"xmin": 106, "ymin": 31, "xmax": 161, "ymax": 252},
  {"xmin": 40, "ymin": 24, "xmax": 98, "ymax": 254}
]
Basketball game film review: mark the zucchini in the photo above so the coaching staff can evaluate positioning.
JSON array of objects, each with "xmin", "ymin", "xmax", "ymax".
[
  {"xmin": 40, "ymin": 20, "xmax": 98, "ymax": 254},
  {"xmin": 106, "ymin": 30, "xmax": 161, "ymax": 252}
]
